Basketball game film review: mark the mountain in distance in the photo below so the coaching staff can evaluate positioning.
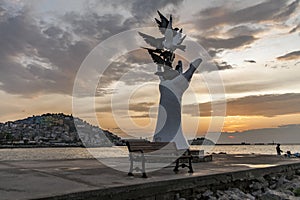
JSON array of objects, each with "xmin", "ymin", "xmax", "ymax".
[
  {"xmin": 0, "ymin": 113, "xmax": 123, "ymax": 147},
  {"xmin": 189, "ymin": 137, "xmax": 215, "ymax": 145}
]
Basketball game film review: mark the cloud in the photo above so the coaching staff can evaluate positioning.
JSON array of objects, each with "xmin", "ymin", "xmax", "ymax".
[
  {"xmin": 274, "ymin": 0, "xmax": 300, "ymax": 21},
  {"xmin": 199, "ymin": 35, "xmax": 256, "ymax": 50},
  {"xmin": 191, "ymin": 0, "xmax": 299, "ymax": 51},
  {"xmin": 289, "ymin": 24, "xmax": 300, "ymax": 33},
  {"xmin": 96, "ymin": 45, "xmax": 230, "ymax": 97},
  {"xmin": 63, "ymin": 12, "xmax": 126, "ymax": 43},
  {"xmin": 0, "ymin": 5, "xmax": 94, "ymax": 97},
  {"xmin": 185, "ymin": 93, "xmax": 300, "ymax": 117},
  {"xmin": 225, "ymin": 93, "xmax": 300, "ymax": 117},
  {"xmin": 129, "ymin": 102, "xmax": 155, "ymax": 112},
  {"xmin": 123, "ymin": 49, "xmax": 153, "ymax": 64},
  {"xmin": 95, "ymin": 101, "xmax": 156, "ymax": 120},
  {"xmin": 96, "ymin": 50, "xmax": 158, "ymax": 96},
  {"xmin": 128, "ymin": 0, "xmax": 183, "ymax": 23},
  {"xmin": 71, "ymin": 0, "xmax": 184, "ymax": 33},
  {"xmin": 277, "ymin": 50, "xmax": 300, "ymax": 61},
  {"xmin": 226, "ymin": 25, "xmax": 263, "ymax": 38},
  {"xmin": 195, "ymin": 0, "xmax": 295, "ymax": 29},
  {"xmin": 130, "ymin": 114, "xmax": 152, "ymax": 118},
  {"xmin": 218, "ymin": 123, "xmax": 300, "ymax": 144},
  {"xmin": 207, "ymin": 49, "xmax": 223, "ymax": 58},
  {"xmin": 0, "ymin": 0, "xmax": 183, "ymax": 97},
  {"xmin": 244, "ymin": 60, "xmax": 256, "ymax": 63},
  {"xmin": 99, "ymin": 60, "xmax": 155, "ymax": 88},
  {"xmin": 214, "ymin": 61, "xmax": 233, "ymax": 70}
]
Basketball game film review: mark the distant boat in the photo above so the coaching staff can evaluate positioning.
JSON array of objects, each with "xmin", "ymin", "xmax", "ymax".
[
  {"xmin": 241, "ymin": 142, "xmax": 250, "ymax": 145},
  {"xmin": 254, "ymin": 143, "xmax": 265, "ymax": 145}
]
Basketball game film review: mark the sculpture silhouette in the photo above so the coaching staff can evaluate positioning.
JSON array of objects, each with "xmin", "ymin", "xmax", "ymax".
[
  {"xmin": 139, "ymin": 11, "xmax": 202, "ymax": 149},
  {"xmin": 153, "ymin": 58, "xmax": 202, "ymax": 149}
]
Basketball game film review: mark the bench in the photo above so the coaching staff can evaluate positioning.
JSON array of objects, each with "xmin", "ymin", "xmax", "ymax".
[{"xmin": 126, "ymin": 140, "xmax": 193, "ymax": 178}]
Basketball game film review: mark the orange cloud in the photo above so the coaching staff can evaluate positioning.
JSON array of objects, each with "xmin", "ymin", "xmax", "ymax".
[{"xmin": 184, "ymin": 93, "xmax": 300, "ymax": 118}]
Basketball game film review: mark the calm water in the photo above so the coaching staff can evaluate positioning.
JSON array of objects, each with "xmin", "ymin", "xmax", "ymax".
[{"xmin": 0, "ymin": 145, "xmax": 299, "ymax": 161}]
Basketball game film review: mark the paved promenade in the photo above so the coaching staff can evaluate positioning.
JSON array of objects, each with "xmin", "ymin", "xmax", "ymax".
[{"xmin": 1, "ymin": 154, "xmax": 300, "ymax": 200}]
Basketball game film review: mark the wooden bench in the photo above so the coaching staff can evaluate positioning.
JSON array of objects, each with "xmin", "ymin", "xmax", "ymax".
[{"xmin": 126, "ymin": 140, "xmax": 193, "ymax": 178}]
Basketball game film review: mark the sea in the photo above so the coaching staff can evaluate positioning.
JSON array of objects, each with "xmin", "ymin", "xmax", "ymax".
[{"xmin": 1, "ymin": 144, "xmax": 300, "ymax": 161}]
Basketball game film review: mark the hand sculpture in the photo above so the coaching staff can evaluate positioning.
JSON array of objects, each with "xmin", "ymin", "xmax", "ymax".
[
  {"xmin": 139, "ymin": 11, "xmax": 202, "ymax": 149},
  {"xmin": 153, "ymin": 58, "xmax": 202, "ymax": 149}
]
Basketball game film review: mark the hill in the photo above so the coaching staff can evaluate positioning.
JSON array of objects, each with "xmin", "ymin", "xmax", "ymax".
[
  {"xmin": 189, "ymin": 137, "xmax": 215, "ymax": 145},
  {"xmin": 0, "ymin": 113, "xmax": 122, "ymax": 147}
]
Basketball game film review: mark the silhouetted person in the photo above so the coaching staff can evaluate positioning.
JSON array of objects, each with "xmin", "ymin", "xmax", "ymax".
[
  {"xmin": 276, "ymin": 144, "xmax": 283, "ymax": 155},
  {"xmin": 285, "ymin": 150, "xmax": 300, "ymax": 158}
]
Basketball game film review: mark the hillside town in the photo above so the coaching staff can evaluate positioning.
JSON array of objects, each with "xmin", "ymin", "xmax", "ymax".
[{"xmin": 0, "ymin": 113, "xmax": 123, "ymax": 147}]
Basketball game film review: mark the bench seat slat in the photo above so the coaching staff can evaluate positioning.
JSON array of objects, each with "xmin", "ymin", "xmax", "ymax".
[{"xmin": 129, "ymin": 148, "xmax": 178, "ymax": 152}]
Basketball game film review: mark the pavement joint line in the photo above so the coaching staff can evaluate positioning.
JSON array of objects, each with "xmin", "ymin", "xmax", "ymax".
[
  {"xmin": 31, "ymin": 169, "xmax": 100, "ymax": 187},
  {"xmin": 0, "ymin": 187, "xmax": 25, "ymax": 192}
]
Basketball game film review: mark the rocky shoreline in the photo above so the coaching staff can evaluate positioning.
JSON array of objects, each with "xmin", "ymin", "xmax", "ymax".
[{"xmin": 177, "ymin": 169, "xmax": 300, "ymax": 200}]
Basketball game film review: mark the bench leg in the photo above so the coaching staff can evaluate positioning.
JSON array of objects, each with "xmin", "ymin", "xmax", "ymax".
[
  {"xmin": 173, "ymin": 159, "xmax": 179, "ymax": 173},
  {"xmin": 128, "ymin": 172, "xmax": 134, "ymax": 176},
  {"xmin": 128, "ymin": 154, "xmax": 134, "ymax": 176},
  {"xmin": 142, "ymin": 172, "xmax": 147, "ymax": 178},
  {"xmin": 141, "ymin": 155, "xmax": 147, "ymax": 178},
  {"xmin": 188, "ymin": 157, "xmax": 193, "ymax": 173}
]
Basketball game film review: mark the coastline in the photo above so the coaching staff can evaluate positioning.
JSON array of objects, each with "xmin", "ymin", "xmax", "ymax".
[
  {"xmin": 1, "ymin": 144, "xmax": 299, "ymax": 156},
  {"xmin": 0, "ymin": 144, "xmax": 84, "ymax": 149},
  {"xmin": 0, "ymin": 143, "xmax": 126, "ymax": 149}
]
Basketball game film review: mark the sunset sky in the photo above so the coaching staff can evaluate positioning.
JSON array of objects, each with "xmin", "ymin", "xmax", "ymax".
[{"xmin": 1, "ymin": 0, "xmax": 300, "ymax": 142}]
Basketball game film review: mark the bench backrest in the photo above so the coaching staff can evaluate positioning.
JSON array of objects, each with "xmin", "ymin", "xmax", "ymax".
[{"xmin": 126, "ymin": 140, "xmax": 179, "ymax": 154}]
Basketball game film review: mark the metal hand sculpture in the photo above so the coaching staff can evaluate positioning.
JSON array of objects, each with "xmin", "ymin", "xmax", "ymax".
[{"xmin": 139, "ymin": 11, "xmax": 202, "ymax": 149}]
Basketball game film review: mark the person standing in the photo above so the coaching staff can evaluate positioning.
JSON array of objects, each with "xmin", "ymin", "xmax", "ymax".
[{"xmin": 276, "ymin": 144, "xmax": 283, "ymax": 155}]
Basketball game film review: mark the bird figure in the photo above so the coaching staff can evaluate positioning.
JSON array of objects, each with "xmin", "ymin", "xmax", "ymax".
[
  {"xmin": 139, "ymin": 30, "xmax": 185, "ymax": 52},
  {"xmin": 155, "ymin": 10, "xmax": 183, "ymax": 36},
  {"xmin": 139, "ymin": 11, "xmax": 186, "ymax": 52},
  {"xmin": 138, "ymin": 32, "xmax": 164, "ymax": 50},
  {"xmin": 138, "ymin": 10, "xmax": 187, "ymax": 79},
  {"xmin": 142, "ymin": 47, "xmax": 175, "ymax": 66},
  {"xmin": 143, "ymin": 47, "xmax": 173, "ymax": 68},
  {"xmin": 162, "ymin": 15, "xmax": 186, "ymax": 52},
  {"xmin": 155, "ymin": 10, "xmax": 169, "ymax": 35}
]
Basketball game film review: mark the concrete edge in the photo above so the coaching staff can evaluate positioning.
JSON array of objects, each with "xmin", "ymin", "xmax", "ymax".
[{"xmin": 33, "ymin": 162, "xmax": 300, "ymax": 200}]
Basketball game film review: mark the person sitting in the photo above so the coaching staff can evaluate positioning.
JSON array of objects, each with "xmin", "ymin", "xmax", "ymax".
[
  {"xmin": 285, "ymin": 151, "xmax": 300, "ymax": 158},
  {"xmin": 294, "ymin": 152, "xmax": 300, "ymax": 157}
]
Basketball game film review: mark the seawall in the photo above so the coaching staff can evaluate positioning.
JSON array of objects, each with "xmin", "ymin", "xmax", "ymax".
[
  {"xmin": 38, "ymin": 161, "xmax": 300, "ymax": 200},
  {"xmin": 1, "ymin": 154, "xmax": 300, "ymax": 200}
]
